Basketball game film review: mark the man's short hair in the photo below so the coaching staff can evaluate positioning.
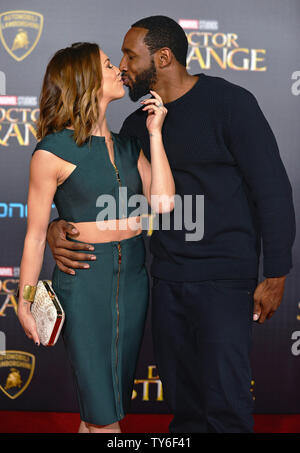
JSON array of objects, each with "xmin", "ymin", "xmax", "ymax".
[{"xmin": 131, "ymin": 15, "xmax": 188, "ymax": 67}]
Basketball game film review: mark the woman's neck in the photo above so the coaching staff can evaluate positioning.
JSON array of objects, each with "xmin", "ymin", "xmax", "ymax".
[{"xmin": 91, "ymin": 114, "xmax": 111, "ymax": 138}]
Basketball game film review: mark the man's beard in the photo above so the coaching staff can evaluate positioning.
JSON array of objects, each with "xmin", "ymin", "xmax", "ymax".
[{"xmin": 127, "ymin": 59, "xmax": 157, "ymax": 102}]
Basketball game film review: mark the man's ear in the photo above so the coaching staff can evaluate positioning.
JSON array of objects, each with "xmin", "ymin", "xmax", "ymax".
[{"xmin": 155, "ymin": 47, "xmax": 173, "ymax": 68}]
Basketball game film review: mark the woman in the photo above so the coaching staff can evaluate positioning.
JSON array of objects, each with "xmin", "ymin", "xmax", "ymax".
[{"xmin": 17, "ymin": 42, "xmax": 175, "ymax": 433}]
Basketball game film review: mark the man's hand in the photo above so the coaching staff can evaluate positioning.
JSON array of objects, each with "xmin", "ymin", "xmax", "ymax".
[
  {"xmin": 253, "ymin": 276, "xmax": 286, "ymax": 323},
  {"xmin": 46, "ymin": 220, "xmax": 96, "ymax": 275}
]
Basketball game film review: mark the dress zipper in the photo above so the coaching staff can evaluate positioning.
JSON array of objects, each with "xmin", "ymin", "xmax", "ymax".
[
  {"xmin": 110, "ymin": 147, "xmax": 122, "ymax": 417},
  {"xmin": 115, "ymin": 242, "xmax": 122, "ymax": 416},
  {"xmin": 112, "ymin": 161, "xmax": 121, "ymax": 184}
]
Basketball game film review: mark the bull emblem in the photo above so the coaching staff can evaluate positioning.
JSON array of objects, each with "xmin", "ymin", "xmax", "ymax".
[
  {"xmin": 0, "ymin": 351, "xmax": 35, "ymax": 399},
  {"xmin": 11, "ymin": 29, "xmax": 29, "ymax": 52},
  {"xmin": 0, "ymin": 11, "xmax": 44, "ymax": 61},
  {"xmin": 5, "ymin": 368, "xmax": 22, "ymax": 390}
]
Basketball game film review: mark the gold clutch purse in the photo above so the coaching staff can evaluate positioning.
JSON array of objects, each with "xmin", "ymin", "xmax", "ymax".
[{"xmin": 18, "ymin": 281, "xmax": 65, "ymax": 347}]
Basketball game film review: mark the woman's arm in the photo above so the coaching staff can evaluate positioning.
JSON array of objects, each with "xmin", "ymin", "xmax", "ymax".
[
  {"xmin": 137, "ymin": 90, "xmax": 175, "ymax": 213},
  {"xmin": 17, "ymin": 149, "xmax": 59, "ymax": 345}
]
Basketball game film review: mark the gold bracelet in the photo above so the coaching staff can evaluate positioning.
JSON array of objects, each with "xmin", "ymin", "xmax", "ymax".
[
  {"xmin": 16, "ymin": 285, "xmax": 37, "ymax": 302},
  {"xmin": 140, "ymin": 212, "xmax": 156, "ymax": 236}
]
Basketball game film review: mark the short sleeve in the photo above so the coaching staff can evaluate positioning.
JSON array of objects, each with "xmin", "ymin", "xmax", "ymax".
[
  {"xmin": 31, "ymin": 132, "xmax": 80, "ymax": 165},
  {"xmin": 32, "ymin": 132, "xmax": 64, "ymax": 157},
  {"xmin": 32, "ymin": 136, "xmax": 53, "ymax": 156}
]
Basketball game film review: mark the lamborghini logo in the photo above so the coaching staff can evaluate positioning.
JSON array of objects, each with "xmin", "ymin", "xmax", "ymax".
[
  {"xmin": 0, "ymin": 10, "xmax": 43, "ymax": 61},
  {"xmin": 0, "ymin": 350, "xmax": 35, "ymax": 399}
]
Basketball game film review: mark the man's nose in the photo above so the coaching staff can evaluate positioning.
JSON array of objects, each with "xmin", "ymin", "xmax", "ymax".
[{"xmin": 119, "ymin": 56, "xmax": 127, "ymax": 71}]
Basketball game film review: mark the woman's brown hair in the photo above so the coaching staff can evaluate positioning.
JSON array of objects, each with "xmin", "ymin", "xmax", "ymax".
[{"xmin": 36, "ymin": 42, "xmax": 102, "ymax": 146}]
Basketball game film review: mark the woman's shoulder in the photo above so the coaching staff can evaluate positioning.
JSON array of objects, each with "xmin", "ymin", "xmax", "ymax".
[
  {"xmin": 32, "ymin": 129, "xmax": 82, "ymax": 162},
  {"xmin": 113, "ymin": 132, "xmax": 142, "ymax": 160},
  {"xmin": 34, "ymin": 129, "xmax": 74, "ymax": 148}
]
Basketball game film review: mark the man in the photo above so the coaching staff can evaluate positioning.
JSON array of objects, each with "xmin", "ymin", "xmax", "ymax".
[{"xmin": 46, "ymin": 16, "xmax": 295, "ymax": 432}]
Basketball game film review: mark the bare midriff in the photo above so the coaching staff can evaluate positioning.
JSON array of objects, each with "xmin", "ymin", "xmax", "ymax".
[{"xmin": 70, "ymin": 217, "xmax": 142, "ymax": 243}]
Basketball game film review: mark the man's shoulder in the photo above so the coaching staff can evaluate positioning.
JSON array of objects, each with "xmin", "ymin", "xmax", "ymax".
[
  {"xmin": 123, "ymin": 105, "xmax": 145, "ymax": 125},
  {"xmin": 200, "ymin": 73, "xmax": 254, "ymax": 100},
  {"xmin": 120, "ymin": 105, "xmax": 147, "ymax": 137}
]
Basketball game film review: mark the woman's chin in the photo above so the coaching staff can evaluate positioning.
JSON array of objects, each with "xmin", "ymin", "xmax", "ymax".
[{"xmin": 112, "ymin": 88, "xmax": 126, "ymax": 101}]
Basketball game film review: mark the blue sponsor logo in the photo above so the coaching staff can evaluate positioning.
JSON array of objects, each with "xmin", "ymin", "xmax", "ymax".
[{"xmin": 0, "ymin": 202, "xmax": 56, "ymax": 218}]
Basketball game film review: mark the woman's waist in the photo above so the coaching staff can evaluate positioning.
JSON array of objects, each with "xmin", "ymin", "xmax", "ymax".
[
  {"xmin": 64, "ymin": 228, "xmax": 145, "ymax": 263},
  {"xmin": 69, "ymin": 217, "xmax": 142, "ymax": 243}
]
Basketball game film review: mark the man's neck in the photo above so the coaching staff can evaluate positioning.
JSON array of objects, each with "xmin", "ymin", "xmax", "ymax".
[{"xmin": 152, "ymin": 71, "xmax": 199, "ymax": 104}]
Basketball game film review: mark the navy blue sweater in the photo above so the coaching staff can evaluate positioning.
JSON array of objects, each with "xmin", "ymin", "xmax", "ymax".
[{"xmin": 120, "ymin": 74, "xmax": 296, "ymax": 281}]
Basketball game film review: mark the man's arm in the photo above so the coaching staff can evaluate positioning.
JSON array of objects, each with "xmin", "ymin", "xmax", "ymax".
[
  {"xmin": 252, "ymin": 275, "xmax": 286, "ymax": 323},
  {"xmin": 227, "ymin": 86, "xmax": 296, "ymax": 323},
  {"xmin": 47, "ymin": 219, "xmax": 96, "ymax": 275}
]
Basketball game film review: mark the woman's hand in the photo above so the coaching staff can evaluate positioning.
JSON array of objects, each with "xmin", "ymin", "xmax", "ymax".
[
  {"xmin": 142, "ymin": 90, "xmax": 168, "ymax": 135},
  {"xmin": 139, "ymin": 90, "xmax": 175, "ymax": 215},
  {"xmin": 17, "ymin": 305, "xmax": 40, "ymax": 345}
]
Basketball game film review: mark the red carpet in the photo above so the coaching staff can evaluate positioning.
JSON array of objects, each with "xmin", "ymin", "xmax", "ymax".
[{"xmin": 0, "ymin": 412, "xmax": 300, "ymax": 433}]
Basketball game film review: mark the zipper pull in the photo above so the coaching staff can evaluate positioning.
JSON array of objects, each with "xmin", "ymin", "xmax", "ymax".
[{"xmin": 118, "ymin": 243, "xmax": 122, "ymax": 264}]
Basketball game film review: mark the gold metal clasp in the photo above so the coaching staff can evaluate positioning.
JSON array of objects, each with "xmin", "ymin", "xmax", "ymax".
[
  {"xmin": 22, "ymin": 285, "xmax": 37, "ymax": 302},
  {"xmin": 140, "ymin": 212, "xmax": 156, "ymax": 236}
]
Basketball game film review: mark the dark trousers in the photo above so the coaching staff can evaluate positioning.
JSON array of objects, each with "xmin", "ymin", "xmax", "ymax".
[{"xmin": 151, "ymin": 277, "xmax": 258, "ymax": 433}]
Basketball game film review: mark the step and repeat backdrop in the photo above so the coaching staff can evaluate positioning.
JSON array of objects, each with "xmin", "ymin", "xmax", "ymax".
[{"xmin": 0, "ymin": 0, "xmax": 299, "ymax": 415}]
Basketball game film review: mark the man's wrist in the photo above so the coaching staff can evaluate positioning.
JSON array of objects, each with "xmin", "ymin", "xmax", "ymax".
[
  {"xmin": 47, "ymin": 217, "xmax": 60, "ymax": 233},
  {"xmin": 266, "ymin": 275, "xmax": 286, "ymax": 285}
]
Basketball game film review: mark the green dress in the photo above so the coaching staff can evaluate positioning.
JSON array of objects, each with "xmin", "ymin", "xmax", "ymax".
[{"xmin": 33, "ymin": 130, "xmax": 149, "ymax": 425}]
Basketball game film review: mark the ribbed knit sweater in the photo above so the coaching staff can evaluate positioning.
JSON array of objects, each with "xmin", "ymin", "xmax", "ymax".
[{"xmin": 120, "ymin": 73, "xmax": 296, "ymax": 281}]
